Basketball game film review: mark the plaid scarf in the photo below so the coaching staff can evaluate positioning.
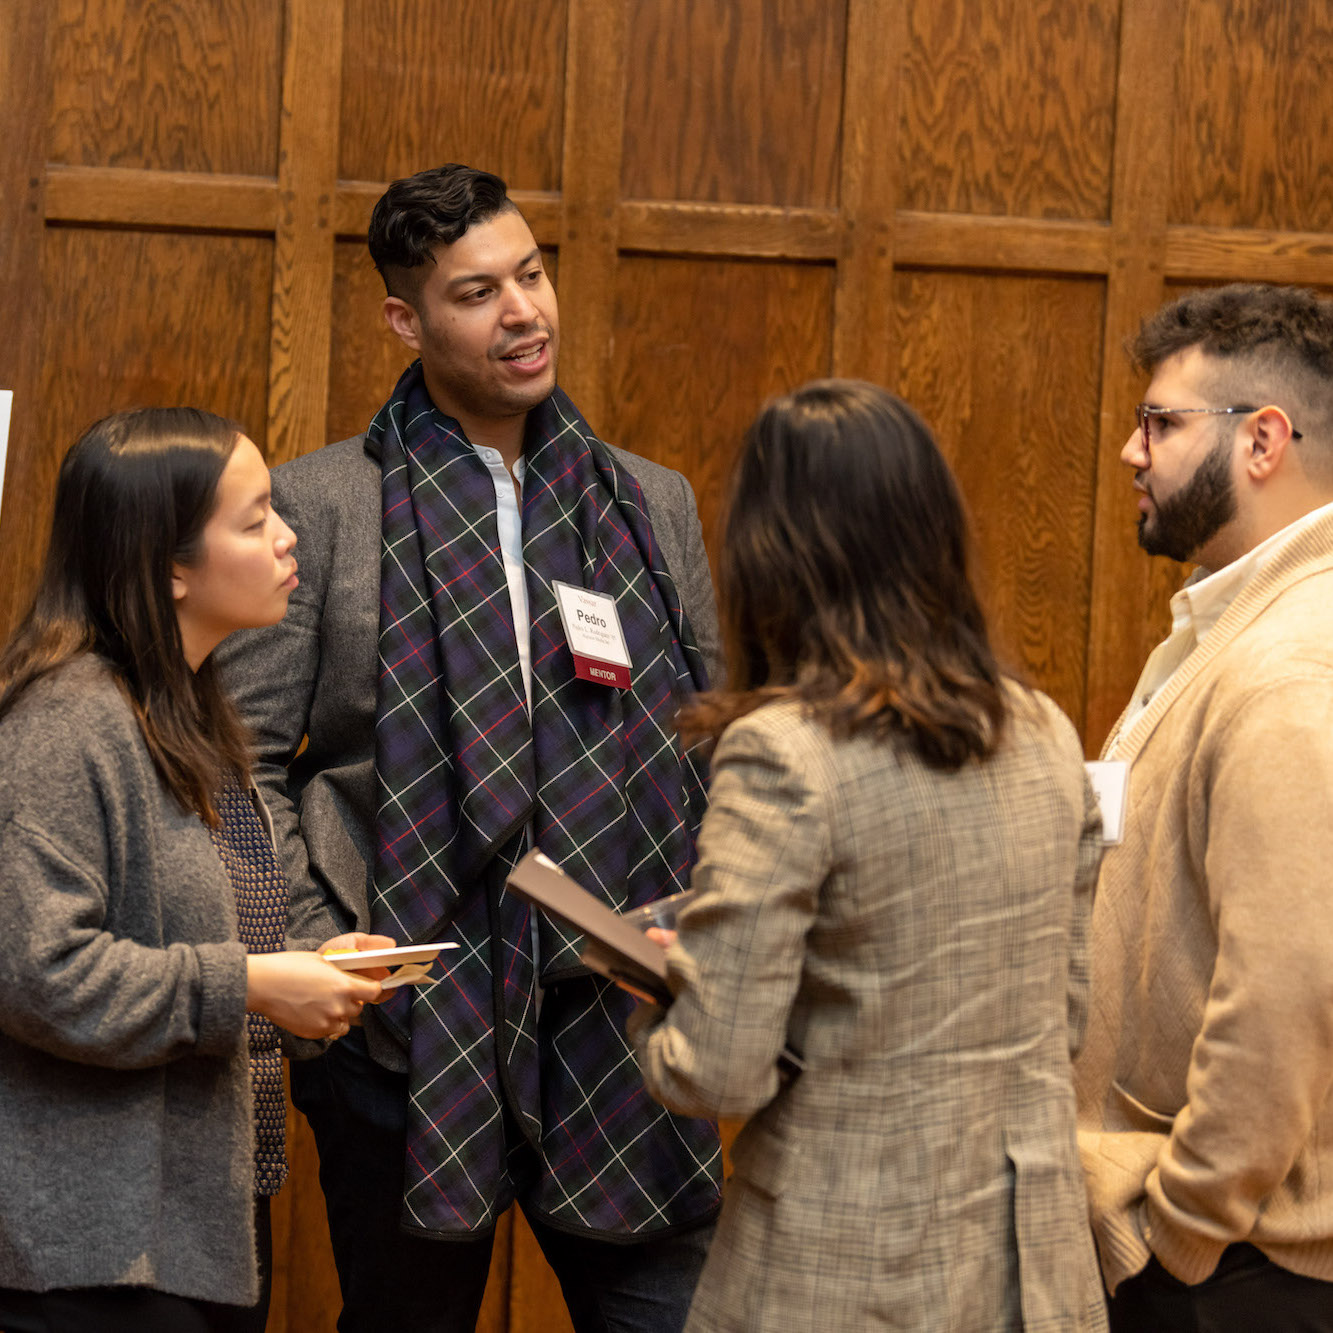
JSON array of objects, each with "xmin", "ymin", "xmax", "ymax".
[{"xmin": 369, "ymin": 361, "xmax": 720, "ymax": 1236}]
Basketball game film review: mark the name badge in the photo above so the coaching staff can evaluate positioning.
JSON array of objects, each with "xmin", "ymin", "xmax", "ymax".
[
  {"xmin": 552, "ymin": 580, "xmax": 633, "ymax": 688},
  {"xmin": 1084, "ymin": 760, "xmax": 1129, "ymax": 845}
]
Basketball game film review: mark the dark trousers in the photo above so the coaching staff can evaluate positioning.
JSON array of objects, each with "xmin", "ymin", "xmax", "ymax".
[
  {"xmin": 1109, "ymin": 1244, "xmax": 1333, "ymax": 1332},
  {"xmin": 0, "ymin": 1198, "xmax": 270, "ymax": 1333},
  {"xmin": 289, "ymin": 1025, "xmax": 713, "ymax": 1333}
]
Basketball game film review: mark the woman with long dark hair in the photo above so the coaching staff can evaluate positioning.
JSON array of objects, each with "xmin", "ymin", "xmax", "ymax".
[
  {"xmin": 632, "ymin": 381, "xmax": 1108, "ymax": 1330},
  {"xmin": 0, "ymin": 408, "xmax": 389, "ymax": 1333}
]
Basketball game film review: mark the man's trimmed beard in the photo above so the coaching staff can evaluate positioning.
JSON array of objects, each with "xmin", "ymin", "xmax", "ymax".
[{"xmin": 1138, "ymin": 435, "xmax": 1237, "ymax": 563}]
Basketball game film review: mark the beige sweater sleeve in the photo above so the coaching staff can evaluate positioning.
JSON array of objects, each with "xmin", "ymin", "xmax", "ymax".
[{"xmin": 1144, "ymin": 673, "xmax": 1333, "ymax": 1281}]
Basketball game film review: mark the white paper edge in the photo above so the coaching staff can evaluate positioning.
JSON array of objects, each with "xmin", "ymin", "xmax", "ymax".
[
  {"xmin": 1084, "ymin": 760, "xmax": 1129, "ymax": 845},
  {"xmin": 0, "ymin": 390, "xmax": 12, "ymax": 531}
]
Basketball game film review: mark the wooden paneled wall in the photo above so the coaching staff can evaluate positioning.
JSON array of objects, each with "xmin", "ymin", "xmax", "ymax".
[{"xmin": 4, "ymin": 2, "xmax": 1333, "ymax": 1329}]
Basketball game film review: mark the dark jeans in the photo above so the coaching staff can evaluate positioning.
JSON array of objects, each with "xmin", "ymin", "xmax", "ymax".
[
  {"xmin": 0, "ymin": 1199, "xmax": 270, "ymax": 1333},
  {"xmin": 1109, "ymin": 1244, "xmax": 1333, "ymax": 1332},
  {"xmin": 289, "ymin": 1025, "xmax": 713, "ymax": 1333}
]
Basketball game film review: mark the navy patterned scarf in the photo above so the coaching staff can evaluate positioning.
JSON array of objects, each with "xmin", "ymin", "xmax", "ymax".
[
  {"xmin": 368, "ymin": 361, "xmax": 719, "ymax": 1235},
  {"xmin": 207, "ymin": 780, "xmax": 289, "ymax": 1198}
]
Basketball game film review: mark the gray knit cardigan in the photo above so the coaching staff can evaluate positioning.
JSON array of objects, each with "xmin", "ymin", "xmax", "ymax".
[{"xmin": 0, "ymin": 656, "xmax": 256, "ymax": 1305}]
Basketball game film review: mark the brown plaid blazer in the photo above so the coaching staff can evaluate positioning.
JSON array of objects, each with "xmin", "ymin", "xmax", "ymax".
[{"xmin": 633, "ymin": 691, "xmax": 1109, "ymax": 1331}]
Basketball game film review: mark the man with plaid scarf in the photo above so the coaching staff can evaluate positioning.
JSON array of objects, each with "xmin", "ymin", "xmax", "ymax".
[{"xmin": 218, "ymin": 164, "xmax": 722, "ymax": 1332}]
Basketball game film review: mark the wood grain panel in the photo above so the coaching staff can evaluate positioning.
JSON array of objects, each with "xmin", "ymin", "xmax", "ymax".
[
  {"xmin": 1172, "ymin": 0, "xmax": 1333, "ymax": 233},
  {"xmin": 1166, "ymin": 224, "xmax": 1333, "ymax": 286},
  {"xmin": 269, "ymin": 1097, "xmax": 339, "ymax": 1333},
  {"xmin": 895, "ymin": 212, "xmax": 1110, "ymax": 275},
  {"xmin": 622, "ymin": 0, "xmax": 845, "ymax": 207},
  {"xmin": 619, "ymin": 201, "xmax": 839, "ymax": 260},
  {"xmin": 48, "ymin": 0, "xmax": 282, "ymax": 174},
  {"xmin": 10, "ymin": 228, "xmax": 271, "ymax": 629},
  {"xmin": 892, "ymin": 271, "xmax": 1104, "ymax": 731},
  {"xmin": 44, "ymin": 164, "xmax": 279, "ymax": 230},
  {"xmin": 0, "ymin": 0, "xmax": 52, "ymax": 637},
  {"xmin": 898, "ymin": 0, "xmax": 1119, "ymax": 221},
  {"xmin": 510, "ymin": 1211, "xmax": 573, "ymax": 1333},
  {"xmin": 39, "ymin": 227, "xmax": 273, "ymax": 447},
  {"xmin": 339, "ymin": 0, "xmax": 568, "ymax": 189},
  {"xmin": 606, "ymin": 256, "xmax": 834, "ymax": 561},
  {"xmin": 478, "ymin": 1209, "xmax": 517, "ymax": 1333}
]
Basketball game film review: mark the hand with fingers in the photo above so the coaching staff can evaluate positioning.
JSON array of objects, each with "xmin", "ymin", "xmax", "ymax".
[
  {"xmin": 644, "ymin": 926, "xmax": 678, "ymax": 951},
  {"xmin": 245, "ymin": 948, "xmax": 385, "ymax": 1040}
]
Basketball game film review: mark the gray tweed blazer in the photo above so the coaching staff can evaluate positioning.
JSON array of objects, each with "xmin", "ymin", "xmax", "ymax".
[
  {"xmin": 216, "ymin": 429, "xmax": 719, "ymax": 1066},
  {"xmin": 632, "ymin": 691, "xmax": 1110, "ymax": 1333}
]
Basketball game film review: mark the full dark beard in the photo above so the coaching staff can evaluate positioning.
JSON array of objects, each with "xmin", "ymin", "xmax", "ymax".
[{"xmin": 1137, "ymin": 437, "xmax": 1237, "ymax": 562}]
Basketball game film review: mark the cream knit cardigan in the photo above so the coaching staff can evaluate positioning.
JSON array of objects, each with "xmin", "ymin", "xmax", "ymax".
[{"xmin": 1075, "ymin": 507, "xmax": 1333, "ymax": 1295}]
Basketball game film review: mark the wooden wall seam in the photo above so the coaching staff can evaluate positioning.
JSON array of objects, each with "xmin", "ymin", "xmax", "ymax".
[
  {"xmin": 43, "ymin": 164, "xmax": 280, "ymax": 231},
  {"xmin": 556, "ymin": 0, "xmax": 631, "ymax": 431},
  {"xmin": 1082, "ymin": 0, "xmax": 1184, "ymax": 749},
  {"xmin": 265, "ymin": 0, "xmax": 344, "ymax": 467},
  {"xmin": 832, "ymin": 0, "xmax": 906, "ymax": 386},
  {"xmin": 38, "ymin": 179, "xmax": 1333, "ymax": 290},
  {"xmin": 1165, "ymin": 225, "xmax": 1333, "ymax": 284}
]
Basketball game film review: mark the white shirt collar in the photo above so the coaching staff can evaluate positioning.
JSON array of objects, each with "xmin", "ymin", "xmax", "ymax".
[{"xmin": 1173, "ymin": 498, "xmax": 1333, "ymax": 646}]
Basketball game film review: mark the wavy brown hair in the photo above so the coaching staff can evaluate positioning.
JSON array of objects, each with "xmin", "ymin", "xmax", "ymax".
[
  {"xmin": 681, "ymin": 380, "xmax": 1010, "ymax": 769},
  {"xmin": 0, "ymin": 407, "xmax": 254, "ymax": 823}
]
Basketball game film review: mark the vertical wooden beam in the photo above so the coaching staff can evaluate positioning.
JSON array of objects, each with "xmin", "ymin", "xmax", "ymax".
[
  {"xmin": 1082, "ymin": 0, "xmax": 1183, "ymax": 750},
  {"xmin": 832, "ymin": 0, "xmax": 906, "ymax": 387},
  {"xmin": 0, "ymin": 0, "xmax": 51, "ymax": 635},
  {"xmin": 265, "ymin": 0, "xmax": 343, "ymax": 467},
  {"xmin": 266, "ymin": 2, "xmax": 345, "ymax": 1327},
  {"xmin": 557, "ymin": 0, "xmax": 630, "ymax": 433}
]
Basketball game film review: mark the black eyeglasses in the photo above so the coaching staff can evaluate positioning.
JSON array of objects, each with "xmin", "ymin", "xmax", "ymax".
[{"xmin": 1134, "ymin": 404, "xmax": 1303, "ymax": 461}]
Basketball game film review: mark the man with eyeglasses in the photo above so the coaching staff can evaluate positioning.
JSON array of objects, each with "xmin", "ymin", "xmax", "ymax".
[{"xmin": 1075, "ymin": 283, "xmax": 1333, "ymax": 1330}]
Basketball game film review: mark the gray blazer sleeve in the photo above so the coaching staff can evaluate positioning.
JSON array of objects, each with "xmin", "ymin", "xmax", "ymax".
[
  {"xmin": 666, "ymin": 469, "xmax": 722, "ymax": 689},
  {"xmin": 608, "ymin": 445, "xmax": 722, "ymax": 688}
]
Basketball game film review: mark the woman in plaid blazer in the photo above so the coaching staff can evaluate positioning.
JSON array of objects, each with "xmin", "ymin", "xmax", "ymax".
[{"xmin": 631, "ymin": 380, "xmax": 1108, "ymax": 1332}]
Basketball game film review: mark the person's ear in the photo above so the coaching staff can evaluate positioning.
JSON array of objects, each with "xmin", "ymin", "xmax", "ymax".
[
  {"xmin": 1243, "ymin": 406, "xmax": 1297, "ymax": 482},
  {"xmin": 170, "ymin": 564, "xmax": 189, "ymax": 604},
  {"xmin": 383, "ymin": 296, "xmax": 422, "ymax": 351}
]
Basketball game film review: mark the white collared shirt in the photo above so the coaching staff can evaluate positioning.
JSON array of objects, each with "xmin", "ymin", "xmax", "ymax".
[
  {"xmin": 471, "ymin": 444, "xmax": 532, "ymax": 712},
  {"xmin": 1116, "ymin": 500, "xmax": 1333, "ymax": 742}
]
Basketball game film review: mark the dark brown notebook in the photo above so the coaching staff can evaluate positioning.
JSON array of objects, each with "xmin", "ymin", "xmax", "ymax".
[
  {"xmin": 505, "ymin": 849, "xmax": 672, "ymax": 1003},
  {"xmin": 504, "ymin": 849, "xmax": 806, "ymax": 1078}
]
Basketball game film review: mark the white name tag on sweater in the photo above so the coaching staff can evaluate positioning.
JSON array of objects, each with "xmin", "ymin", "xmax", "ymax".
[{"xmin": 1085, "ymin": 760, "xmax": 1128, "ymax": 845}]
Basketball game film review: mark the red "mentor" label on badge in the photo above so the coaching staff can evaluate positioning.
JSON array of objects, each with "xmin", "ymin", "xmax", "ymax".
[{"xmin": 571, "ymin": 653, "xmax": 631, "ymax": 688}]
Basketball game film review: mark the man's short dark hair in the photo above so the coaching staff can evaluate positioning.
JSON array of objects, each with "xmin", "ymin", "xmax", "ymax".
[
  {"xmin": 368, "ymin": 163, "xmax": 516, "ymax": 302},
  {"xmin": 1131, "ymin": 284, "xmax": 1333, "ymax": 472},
  {"xmin": 1130, "ymin": 283, "xmax": 1333, "ymax": 378}
]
